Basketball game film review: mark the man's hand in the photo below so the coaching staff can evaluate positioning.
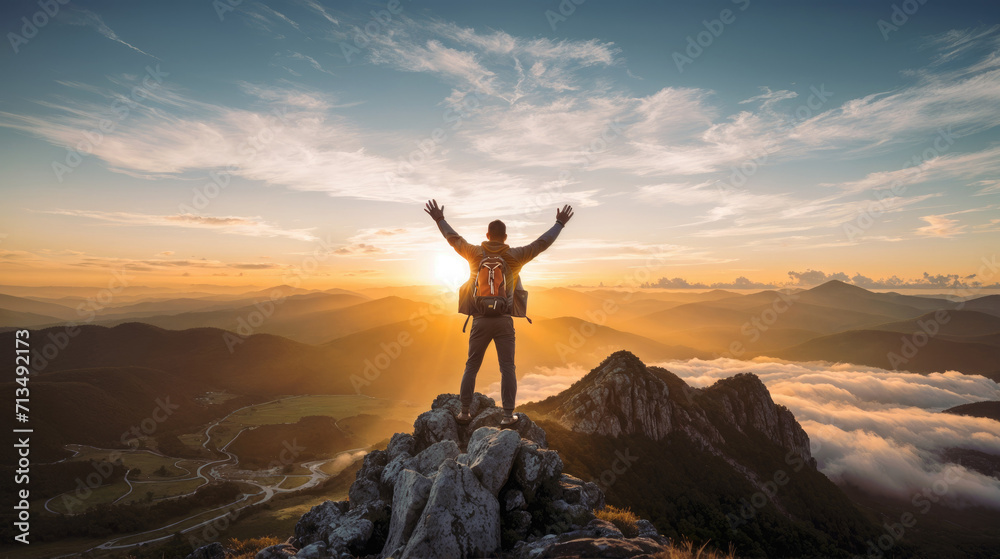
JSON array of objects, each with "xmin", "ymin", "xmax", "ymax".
[
  {"xmin": 424, "ymin": 199, "xmax": 445, "ymax": 222},
  {"xmin": 556, "ymin": 204, "xmax": 574, "ymax": 226}
]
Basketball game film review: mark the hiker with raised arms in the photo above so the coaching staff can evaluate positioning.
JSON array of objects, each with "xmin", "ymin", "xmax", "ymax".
[{"xmin": 424, "ymin": 199, "xmax": 574, "ymax": 426}]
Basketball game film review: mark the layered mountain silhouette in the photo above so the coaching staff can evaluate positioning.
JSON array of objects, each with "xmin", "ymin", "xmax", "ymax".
[{"xmin": 5, "ymin": 280, "xmax": 998, "ymax": 383}]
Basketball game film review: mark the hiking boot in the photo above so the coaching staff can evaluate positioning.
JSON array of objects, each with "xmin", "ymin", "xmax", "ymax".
[
  {"xmin": 500, "ymin": 413, "xmax": 520, "ymax": 428},
  {"xmin": 455, "ymin": 410, "xmax": 472, "ymax": 424}
]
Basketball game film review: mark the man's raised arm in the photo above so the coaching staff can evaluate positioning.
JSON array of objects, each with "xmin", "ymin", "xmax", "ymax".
[
  {"xmin": 425, "ymin": 199, "xmax": 477, "ymax": 260},
  {"xmin": 508, "ymin": 204, "xmax": 574, "ymax": 265}
]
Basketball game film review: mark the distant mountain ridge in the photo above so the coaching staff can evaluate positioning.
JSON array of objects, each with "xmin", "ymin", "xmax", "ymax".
[
  {"xmin": 943, "ymin": 400, "xmax": 1000, "ymax": 422},
  {"xmin": 3, "ymin": 281, "xmax": 997, "ymax": 380}
]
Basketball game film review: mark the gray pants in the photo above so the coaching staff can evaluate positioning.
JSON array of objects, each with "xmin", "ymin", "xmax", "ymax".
[{"xmin": 461, "ymin": 315, "xmax": 516, "ymax": 412}]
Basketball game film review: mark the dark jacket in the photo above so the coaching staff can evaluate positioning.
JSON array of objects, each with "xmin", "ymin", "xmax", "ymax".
[{"xmin": 436, "ymin": 219, "xmax": 564, "ymax": 316}]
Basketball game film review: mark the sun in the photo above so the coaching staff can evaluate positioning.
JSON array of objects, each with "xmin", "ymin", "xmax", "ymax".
[{"xmin": 435, "ymin": 252, "xmax": 470, "ymax": 290}]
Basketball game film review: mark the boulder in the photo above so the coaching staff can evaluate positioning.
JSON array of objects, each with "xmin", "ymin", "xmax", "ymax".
[
  {"xmin": 412, "ymin": 408, "xmax": 460, "ymax": 452},
  {"xmin": 400, "ymin": 459, "xmax": 500, "ymax": 559},
  {"xmin": 503, "ymin": 489, "xmax": 526, "ymax": 512},
  {"xmin": 184, "ymin": 542, "xmax": 230, "ymax": 559},
  {"xmin": 348, "ymin": 450, "xmax": 388, "ymax": 509},
  {"xmin": 514, "ymin": 536, "xmax": 668, "ymax": 559},
  {"xmin": 503, "ymin": 509, "xmax": 533, "ymax": 544},
  {"xmin": 461, "ymin": 427, "xmax": 521, "ymax": 495},
  {"xmin": 411, "ymin": 439, "xmax": 460, "ymax": 475},
  {"xmin": 587, "ymin": 518, "xmax": 625, "ymax": 539},
  {"xmin": 381, "ymin": 469, "xmax": 433, "ymax": 558},
  {"xmin": 294, "ymin": 500, "xmax": 350, "ymax": 547},
  {"xmin": 468, "ymin": 407, "xmax": 547, "ymax": 448},
  {"xmin": 386, "ymin": 432, "xmax": 416, "ymax": 461},
  {"xmin": 380, "ymin": 450, "xmax": 413, "ymax": 492},
  {"xmin": 383, "ymin": 437, "xmax": 459, "ymax": 493},
  {"xmin": 512, "ymin": 441, "xmax": 564, "ymax": 501},
  {"xmin": 254, "ymin": 542, "xmax": 296, "ymax": 559},
  {"xmin": 558, "ymin": 473, "xmax": 605, "ymax": 511},
  {"xmin": 326, "ymin": 509, "xmax": 375, "ymax": 554},
  {"xmin": 546, "ymin": 498, "xmax": 594, "ymax": 532},
  {"xmin": 292, "ymin": 541, "xmax": 327, "ymax": 559},
  {"xmin": 294, "ymin": 498, "xmax": 386, "ymax": 557},
  {"xmin": 636, "ymin": 519, "xmax": 669, "ymax": 544},
  {"xmin": 431, "ymin": 392, "xmax": 495, "ymax": 417}
]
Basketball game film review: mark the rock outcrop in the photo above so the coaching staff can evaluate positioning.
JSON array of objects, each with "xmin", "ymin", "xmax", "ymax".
[
  {"xmin": 541, "ymin": 351, "xmax": 675, "ymax": 440},
  {"xmin": 233, "ymin": 392, "xmax": 668, "ymax": 559},
  {"xmin": 532, "ymin": 351, "xmax": 815, "ymax": 468}
]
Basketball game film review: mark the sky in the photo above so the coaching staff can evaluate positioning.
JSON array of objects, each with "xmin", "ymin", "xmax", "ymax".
[{"xmin": 1, "ymin": 0, "xmax": 999, "ymax": 289}]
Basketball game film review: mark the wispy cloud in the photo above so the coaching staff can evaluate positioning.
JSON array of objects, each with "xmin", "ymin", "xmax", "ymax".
[
  {"xmin": 917, "ymin": 214, "xmax": 967, "ymax": 238},
  {"xmin": 362, "ymin": 18, "xmax": 619, "ymax": 101},
  {"xmin": 71, "ymin": 254, "xmax": 286, "ymax": 272},
  {"xmin": 239, "ymin": 1, "xmax": 302, "ymax": 37},
  {"xmin": 272, "ymin": 51, "xmax": 336, "ymax": 76},
  {"xmin": 40, "ymin": 209, "xmax": 318, "ymax": 241},
  {"xmin": 295, "ymin": 0, "xmax": 339, "ymax": 26},
  {"xmin": 0, "ymin": 77, "xmax": 600, "ymax": 219},
  {"xmin": 821, "ymin": 145, "xmax": 1000, "ymax": 193},
  {"xmin": 926, "ymin": 25, "xmax": 1000, "ymax": 66},
  {"xmin": 59, "ymin": 8, "xmax": 160, "ymax": 60}
]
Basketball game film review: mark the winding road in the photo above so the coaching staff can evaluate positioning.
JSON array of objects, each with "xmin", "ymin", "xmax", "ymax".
[{"xmin": 49, "ymin": 395, "xmax": 367, "ymax": 558}]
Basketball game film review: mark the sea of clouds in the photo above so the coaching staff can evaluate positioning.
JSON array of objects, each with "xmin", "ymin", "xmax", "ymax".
[{"xmin": 491, "ymin": 358, "xmax": 1000, "ymax": 510}]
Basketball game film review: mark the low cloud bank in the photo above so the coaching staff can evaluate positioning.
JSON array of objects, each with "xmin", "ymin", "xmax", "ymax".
[
  {"xmin": 640, "ymin": 269, "xmax": 1000, "ymax": 289},
  {"xmin": 486, "ymin": 366, "xmax": 588, "ymax": 406}
]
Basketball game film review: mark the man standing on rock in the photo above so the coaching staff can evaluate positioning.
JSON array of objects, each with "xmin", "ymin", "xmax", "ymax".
[{"xmin": 424, "ymin": 199, "xmax": 574, "ymax": 426}]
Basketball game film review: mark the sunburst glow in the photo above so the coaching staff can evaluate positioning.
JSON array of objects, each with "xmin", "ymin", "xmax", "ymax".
[{"xmin": 435, "ymin": 252, "xmax": 470, "ymax": 290}]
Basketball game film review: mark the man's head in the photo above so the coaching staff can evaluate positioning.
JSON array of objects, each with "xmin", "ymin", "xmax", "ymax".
[{"xmin": 487, "ymin": 219, "xmax": 507, "ymax": 242}]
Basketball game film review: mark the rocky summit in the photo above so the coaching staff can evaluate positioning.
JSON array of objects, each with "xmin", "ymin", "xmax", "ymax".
[
  {"xmin": 222, "ymin": 392, "xmax": 671, "ymax": 559},
  {"xmin": 533, "ymin": 350, "xmax": 815, "ymax": 469}
]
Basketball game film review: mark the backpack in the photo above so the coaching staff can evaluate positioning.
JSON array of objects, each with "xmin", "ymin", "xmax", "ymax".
[
  {"xmin": 458, "ymin": 249, "xmax": 532, "ymax": 332},
  {"xmin": 474, "ymin": 255, "xmax": 509, "ymax": 317}
]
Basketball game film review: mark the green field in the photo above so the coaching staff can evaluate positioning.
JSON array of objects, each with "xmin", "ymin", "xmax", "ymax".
[
  {"xmin": 202, "ymin": 395, "xmax": 421, "ymax": 452},
  {"xmin": 278, "ymin": 476, "xmax": 311, "ymax": 490},
  {"xmin": 221, "ymin": 395, "xmax": 423, "ymax": 427},
  {"xmin": 44, "ymin": 480, "xmax": 130, "ymax": 514},
  {"xmin": 64, "ymin": 445, "xmax": 192, "ymax": 479},
  {"xmin": 123, "ymin": 477, "xmax": 209, "ymax": 504},
  {"xmin": 178, "ymin": 431, "xmax": 212, "ymax": 452}
]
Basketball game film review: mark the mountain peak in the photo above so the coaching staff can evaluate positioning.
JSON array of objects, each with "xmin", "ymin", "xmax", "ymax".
[
  {"xmin": 806, "ymin": 279, "xmax": 871, "ymax": 295},
  {"xmin": 533, "ymin": 350, "xmax": 675, "ymax": 440},
  {"xmin": 524, "ymin": 353, "xmax": 814, "ymax": 467},
  {"xmin": 706, "ymin": 371, "xmax": 768, "ymax": 395}
]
